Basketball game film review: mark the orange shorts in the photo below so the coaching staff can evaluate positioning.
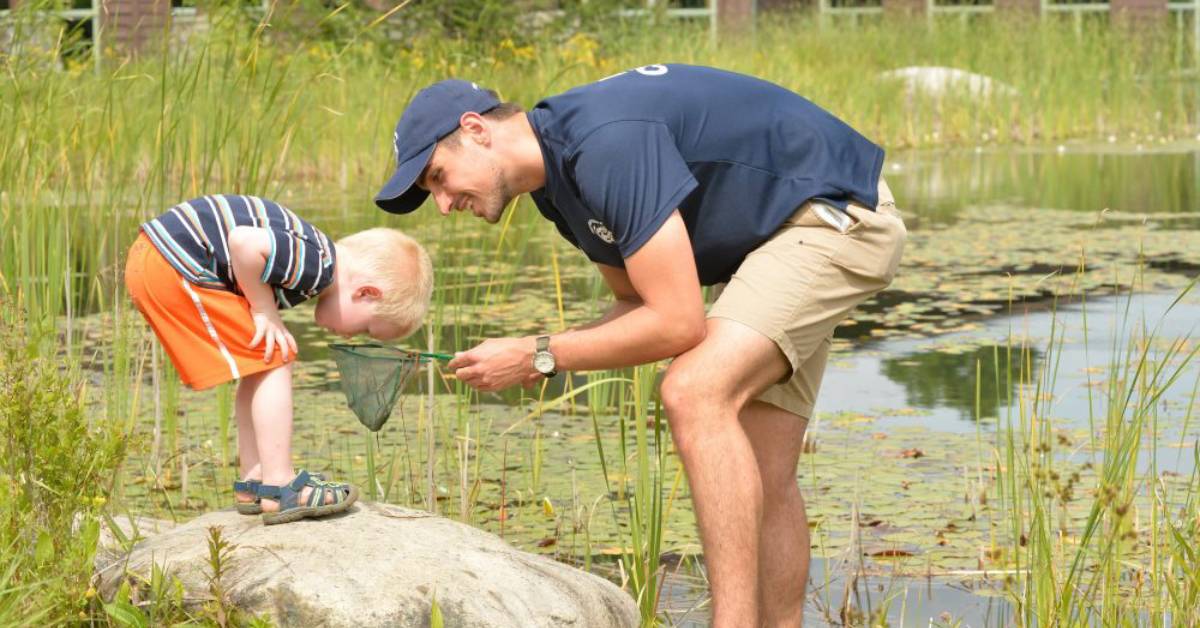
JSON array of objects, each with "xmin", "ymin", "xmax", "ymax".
[{"xmin": 124, "ymin": 232, "xmax": 287, "ymax": 390}]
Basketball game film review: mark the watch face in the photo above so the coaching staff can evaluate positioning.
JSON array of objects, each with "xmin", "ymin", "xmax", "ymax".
[{"xmin": 533, "ymin": 352, "xmax": 556, "ymax": 374}]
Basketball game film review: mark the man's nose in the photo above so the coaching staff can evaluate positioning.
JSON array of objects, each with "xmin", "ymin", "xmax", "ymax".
[{"xmin": 433, "ymin": 188, "xmax": 453, "ymax": 216}]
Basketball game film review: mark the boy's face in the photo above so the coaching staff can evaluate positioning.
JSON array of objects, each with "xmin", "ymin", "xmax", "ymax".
[{"xmin": 314, "ymin": 284, "xmax": 404, "ymax": 341}]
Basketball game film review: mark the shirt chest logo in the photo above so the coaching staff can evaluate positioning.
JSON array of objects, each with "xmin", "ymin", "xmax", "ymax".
[{"xmin": 587, "ymin": 219, "xmax": 615, "ymax": 244}]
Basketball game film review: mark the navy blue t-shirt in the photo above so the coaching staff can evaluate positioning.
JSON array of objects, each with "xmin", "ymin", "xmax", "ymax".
[{"xmin": 526, "ymin": 64, "xmax": 884, "ymax": 286}]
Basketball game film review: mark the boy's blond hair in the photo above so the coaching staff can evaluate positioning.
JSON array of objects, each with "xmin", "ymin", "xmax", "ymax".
[{"xmin": 337, "ymin": 228, "xmax": 433, "ymax": 340}]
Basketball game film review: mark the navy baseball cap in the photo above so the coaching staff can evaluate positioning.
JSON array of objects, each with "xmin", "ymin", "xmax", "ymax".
[{"xmin": 375, "ymin": 79, "xmax": 501, "ymax": 214}]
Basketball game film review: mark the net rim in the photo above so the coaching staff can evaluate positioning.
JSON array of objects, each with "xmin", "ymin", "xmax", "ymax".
[{"xmin": 328, "ymin": 343, "xmax": 430, "ymax": 363}]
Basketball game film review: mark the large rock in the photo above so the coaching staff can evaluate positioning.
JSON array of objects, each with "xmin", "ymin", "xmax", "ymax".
[
  {"xmin": 95, "ymin": 502, "xmax": 638, "ymax": 627},
  {"xmin": 98, "ymin": 513, "xmax": 178, "ymax": 551}
]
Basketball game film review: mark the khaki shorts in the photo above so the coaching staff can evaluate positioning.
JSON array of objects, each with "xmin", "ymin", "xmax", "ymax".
[{"xmin": 708, "ymin": 178, "xmax": 906, "ymax": 418}]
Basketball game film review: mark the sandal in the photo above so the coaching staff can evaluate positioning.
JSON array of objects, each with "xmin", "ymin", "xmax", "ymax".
[
  {"xmin": 258, "ymin": 470, "xmax": 359, "ymax": 525},
  {"xmin": 234, "ymin": 473, "xmax": 327, "ymax": 514},
  {"xmin": 233, "ymin": 479, "xmax": 262, "ymax": 515}
]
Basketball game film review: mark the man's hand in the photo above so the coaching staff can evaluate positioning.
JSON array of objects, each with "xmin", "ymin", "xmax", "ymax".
[
  {"xmin": 249, "ymin": 308, "xmax": 297, "ymax": 363},
  {"xmin": 448, "ymin": 336, "xmax": 540, "ymax": 392}
]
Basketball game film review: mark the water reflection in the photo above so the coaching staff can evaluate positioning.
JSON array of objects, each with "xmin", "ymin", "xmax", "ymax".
[
  {"xmin": 823, "ymin": 292, "xmax": 1200, "ymax": 453},
  {"xmin": 891, "ymin": 146, "xmax": 1200, "ymax": 222},
  {"xmin": 656, "ymin": 556, "xmax": 1016, "ymax": 627},
  {"xmin": 881, "ymin": 345, "xmax": 1041, "ymax": 421}
]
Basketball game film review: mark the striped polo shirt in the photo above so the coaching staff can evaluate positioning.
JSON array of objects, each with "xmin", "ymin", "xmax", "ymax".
[{"xmin": 140, "ymin": 195, "xmax": 336, "ymax": 309}]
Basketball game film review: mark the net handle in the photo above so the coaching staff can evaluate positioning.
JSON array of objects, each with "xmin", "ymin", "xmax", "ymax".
[{"xmin": 328, "ymin": 343, "xmax": 453, "ymax": 362}]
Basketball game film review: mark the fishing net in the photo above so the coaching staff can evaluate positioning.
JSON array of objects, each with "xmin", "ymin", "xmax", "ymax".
[{"xmin": 329, "ymin": 343, "xmax": 430, "ymax": 432}]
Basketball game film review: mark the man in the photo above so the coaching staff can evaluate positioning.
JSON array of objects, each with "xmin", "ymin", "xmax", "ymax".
[{"xmin": 376, "ymin": 65, "xmax": 905, "ymax": 627}]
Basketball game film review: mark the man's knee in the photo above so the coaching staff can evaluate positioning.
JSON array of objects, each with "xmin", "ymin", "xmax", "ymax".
[
  {"xmin": 660, "ymin": 365, "xmax": 701, "ymax": 423},
  {"xmin": 761, "ymin": 467, "xmax": 802, "ymax": 502},
  {"xmin": 663, "ymin": 361, "xmax": 748, "ymax": 408},
  {"xmin": 660, "ymin": 363, "xmax": 739, "ymax": 445}
]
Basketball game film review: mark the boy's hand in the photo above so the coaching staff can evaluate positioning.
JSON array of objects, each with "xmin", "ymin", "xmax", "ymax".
[
  {"xmin": 249, "ymin": 309, "xmax": 297, "ymax": 363},
  {"xmin": 228, "ymin": 226, "xmax": 296, "ymax": 363}
]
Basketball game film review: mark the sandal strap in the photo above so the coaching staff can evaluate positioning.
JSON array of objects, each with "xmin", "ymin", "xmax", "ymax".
[
  {"xmin": 256, "ymin": 469, "xmax": 312, "ymax": 507},
  {"xmin": 233, "ymin": 479, "xmax": 261, "ymax": 494},
  {"xmin": 308, "ymin": 483, "xmax": 327, "ymax": 508},
  {"xmin": 287, "ymin": 469, "xmax": 314, "ymax": 493},
  {"xmin": 258, "ymin": 470, "xmax": 350, "ymax": 511}
]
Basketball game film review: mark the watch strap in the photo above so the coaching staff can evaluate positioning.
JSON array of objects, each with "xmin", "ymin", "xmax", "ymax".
[{"xmin": 534, "ymin": 335, "xmax": 556, "ymax": 377}]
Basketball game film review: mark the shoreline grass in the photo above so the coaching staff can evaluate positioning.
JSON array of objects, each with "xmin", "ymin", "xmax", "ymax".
[{"xmin": 992, "ymin": 277, "xmax": 1200, "ymax": 626}]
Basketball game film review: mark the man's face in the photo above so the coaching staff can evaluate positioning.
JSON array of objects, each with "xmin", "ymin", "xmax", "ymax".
[{"xmin": 417, "ymin": 134, "xmax": 515, "ymax": 224}]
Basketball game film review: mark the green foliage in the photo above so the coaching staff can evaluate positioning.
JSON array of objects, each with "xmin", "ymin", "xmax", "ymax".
[
  {"xmin": 0, "ymin": 296, "xmax": 129, "ymax": 622},
  {"xmin": 0, "ymin": 549, "xmax": 52, "ymax": 627}
]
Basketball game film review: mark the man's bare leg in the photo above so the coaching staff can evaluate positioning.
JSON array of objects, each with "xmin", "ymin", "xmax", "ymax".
[
  {"xmin": 660, "ymin": 318, "xmax": 792, "ymax": 628},
  {"xmin": 741, "ymin": 400, "xmax": 810, "ymax": 627}
]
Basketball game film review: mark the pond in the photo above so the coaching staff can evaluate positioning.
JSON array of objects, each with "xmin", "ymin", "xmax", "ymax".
[
  {"xmin": 92, "ymin": 143, "xmax": 1199, "ymax": 626},
  {"xmin": 662, "ymin": 288, "xmax": 1200, "ymax": 626}
]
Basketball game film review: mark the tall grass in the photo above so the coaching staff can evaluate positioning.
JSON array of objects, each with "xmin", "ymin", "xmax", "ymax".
[
  {"xmin": 2, "ymin": 2, "xmax": 1193, "ymax": 323},
  {"xmin": 994, "ymin": 278, "xmax": 1200, "ymax": 625},
  {"xmin": 623, "ymin": 364, "xmax": 670, "ymax": 624}
]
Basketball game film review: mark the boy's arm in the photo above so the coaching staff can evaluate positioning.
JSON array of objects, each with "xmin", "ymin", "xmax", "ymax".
[{"xmin": 227, "ymin": 226, "xmax": 297, "ymax": 363}]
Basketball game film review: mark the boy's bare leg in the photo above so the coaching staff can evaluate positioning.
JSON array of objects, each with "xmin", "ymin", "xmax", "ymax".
[
  {"xmin": 247, "ymin": 364, "xmax": 297, "ymax": 509},
  {"xmin": 234, "ymin": 372, "xmax": 266, "ymax": 505},
  {"xmin": 740, "ymin": 400, "xmax": 809, "ymax": 628},
  {"xmin": 245, "ymin": 363, "xmax": 335, "ymax": 510}
]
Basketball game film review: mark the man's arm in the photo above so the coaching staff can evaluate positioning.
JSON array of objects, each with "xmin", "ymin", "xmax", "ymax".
[
  {"xmin": 570, "ymin": 263, "xmax": 641, "ymax": 332},
  {"xmin": 552, "ymin": 211, "xmax": 705, "ymax": 370},
  {"xmin": 449, "ymin": 211, "xmax": 705, "ymax": 390}
]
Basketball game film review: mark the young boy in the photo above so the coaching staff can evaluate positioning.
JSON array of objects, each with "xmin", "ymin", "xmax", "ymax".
[{"xmin": 124, "ymin": 194, "xmax": 433, "ymax": 524}]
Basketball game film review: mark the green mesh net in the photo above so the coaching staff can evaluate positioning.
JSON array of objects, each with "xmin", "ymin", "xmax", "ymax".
[{"xmin": 329, "ymin": 343, "xmax": 433, "ymax": 432}]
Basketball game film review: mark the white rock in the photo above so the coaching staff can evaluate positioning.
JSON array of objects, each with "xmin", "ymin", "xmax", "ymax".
[
  {"xmin": 879, "ymin": 66, "xmax": 1018, "ymax": 99},
  {"xmin": 95, "ymin": 503, "xmax": 638, "ymax": 628},
  {"xmin": 0, "ymin": 15, "xmax": 64, "ymax": 73}
]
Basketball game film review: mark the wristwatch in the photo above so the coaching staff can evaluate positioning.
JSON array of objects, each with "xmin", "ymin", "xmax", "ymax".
[{"xmin": 532, "ymin": 335, "xmax": 557, "ymax": 378}]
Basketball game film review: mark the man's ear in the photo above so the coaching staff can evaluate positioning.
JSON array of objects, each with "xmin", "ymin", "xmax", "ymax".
[
  {"xmin": 354, "ymin": 285, "xmax": 383, "ymax": 301},
  {"xmin": 458, "ymin": 111, "xmax": 490, "ymax": 145}
]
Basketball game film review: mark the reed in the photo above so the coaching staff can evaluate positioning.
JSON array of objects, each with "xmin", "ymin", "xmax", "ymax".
[{"xmin": 993, "ymin": 278, "xmax": 1200, "ymax": 625}]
